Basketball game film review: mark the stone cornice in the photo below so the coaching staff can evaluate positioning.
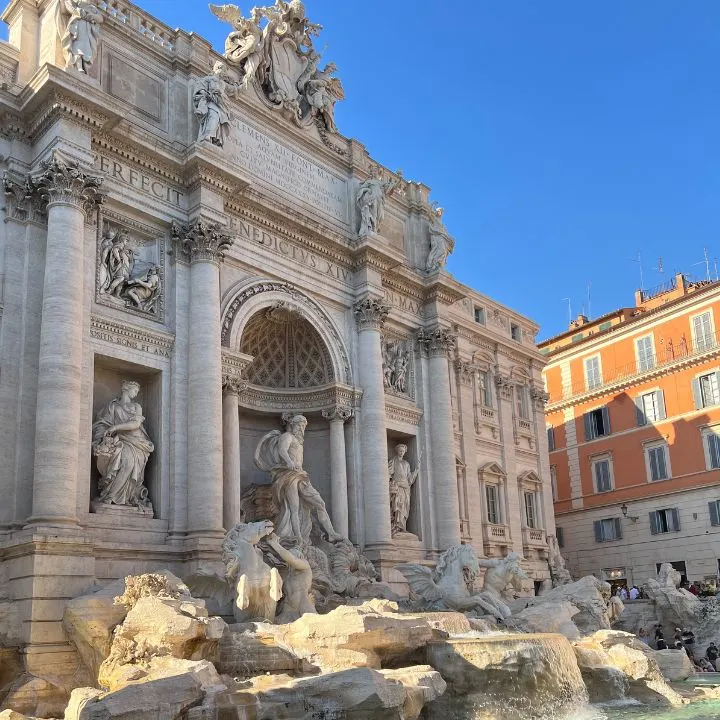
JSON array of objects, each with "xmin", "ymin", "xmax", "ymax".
[
  {"xmin": 238, "ymin": 382, "xmax": 362, "ymax": 414},
  {"xmin": 182, "ymin": 150, "xmax": 251, "ymax": 198},
  {"xmin": 385, "ymin": 396, "xmax": 424, "ymax": 426},
  {"xmin": 172, "ymin": 219, "xmax": 233, "ymax": 264},
  {"xmin": 90, "ymin": 315, "xmax": 175, "ymax": 358}
]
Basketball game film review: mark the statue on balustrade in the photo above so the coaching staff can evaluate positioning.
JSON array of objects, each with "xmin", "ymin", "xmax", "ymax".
[
  {"xmin": 388, "ymin": 444, "xmax": 420, "ymax": 536},
  {"xmin": 425, "ymin": 207, "xmax": 455, "ymax": 273},
  {"xmin": 254, "ymin": 414, "xmax": 343, "ymax": 546},
  {"xmin": 92, "ymin": 380, "xmax": 154, "ymax": 511},
  {"xmin": 59, "ymin": 0, "xmax": 104, "ymax": 74},
  {"xmin": 356, "ymin": 167, "xmax": 398, "ymax": 238},
  {"xmin": 193, "ymin": 61, "xmax": 238, "ymax": 147}
]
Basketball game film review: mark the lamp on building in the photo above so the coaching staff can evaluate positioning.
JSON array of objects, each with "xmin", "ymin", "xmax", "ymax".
[{"xmin": 620, "ymin": 502, "xmax": 638, "ymax": 522}]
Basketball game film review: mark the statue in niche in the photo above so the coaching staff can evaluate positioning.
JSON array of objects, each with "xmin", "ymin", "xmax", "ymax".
[
  {"xmin": 125, "ymin": 266, "xmax": 162, "ymax": 314},
  {"xmin": 388, "ymin": 444, "xmax": 420, "ymax": 536},
  {"xmin": 193, "ymin": 61, "xmax": 238, "ymax": 147},
  {"xmin": 356, "ymin": 167, "xmax": 399, "ymax": 238},
  {"xmin": 254, "ymin": 414, "xmax": 343, "ymax": 546},
  {"xmin": 58, "ymin": 0, "xmax": 104, "ymax": 74},
  {"xmin": 425, "ymin": 206, "xmax": 455, "ymax": 273},
  {"xmin": 382, "ymin": 340, "xmax": 410, "ymax": 395},
  {"xmin": 92, "ymin": 380, "xmax": 154, "ymax": 511}
]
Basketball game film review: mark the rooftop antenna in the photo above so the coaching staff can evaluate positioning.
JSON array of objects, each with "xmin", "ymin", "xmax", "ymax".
[
  {"xmin": 631, "ymin": 252, "xmax": 645, "ymax": 291},
  {"xmin": 587, "ymin": 282, "xmax": 592, "ymax": 320},
  {"xmin": 562, "ymin": 297, "xmax": 572, "ymax": 327},
  {"xmin": 692, "ymin": 248, "xmax": 711, "ymax": 281},
  {"xmin": 655, "ymin": 257, "xmax": 664, "ymax": 274}
]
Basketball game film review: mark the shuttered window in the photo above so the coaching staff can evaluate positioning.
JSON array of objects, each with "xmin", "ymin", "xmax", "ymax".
[
  {"xmin": 649, "ymin": 508, "xmax": 680, "ymax": 535},
  {"xmin": 585, "ymin": 356, "xmax": 602, "ymax": 390},
  {"xmin": 584, "ymin": 407, "xmax": 611, "ymax": 440},
  {"xmin": 693, "ymin": 372, "xmax": 720, "ymax": 409},
  {"xmin": 646, "ymin": 442, "xmax": 670, "ymax": 482},
  {"xmin": 706, "ymin": 432, "xmax": 720, "ymax": 470},
  {"xmin": 594, "ymin": 518, "xmax": 622, "ymax": 542},
  {"xmin": 593, "ymin": 458, "xmax": 613, "ymax": 493},
  {"xmin": 524, "ymin": 492, "xmax": 537, "ymax": 529},
  {"xmin": 693, "ymin": 311, "xmax": 715, "ymax": 352},
  {"xmin": 517, "ymin": 386, "xmax": 530, "ymax": 420},
  {"xmin": 708, "ymin": 500, "xmax": 720, "ymax": 527},
  {"xmin": 636, "ymin": 336, "xmax": 655, "ymax": 372},
  {"xmin": 479, "ymin": 371, "xmax": 493, "ymax": 407},
  {"xmin": 486, "ymin": 485, "xmax": 500, "ymax": 525},
  {"xmin": 547, "ymin": 426, "xmax": 556, "ymax": 451},
  {"xmin": 635, "ymin": 390, "xmax": 666, "ymax": 425}
]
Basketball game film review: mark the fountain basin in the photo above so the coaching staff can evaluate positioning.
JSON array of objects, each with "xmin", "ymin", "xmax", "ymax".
[{"xmin": 425, "ymin": 632, "xmax": 587, "ymax": 720}]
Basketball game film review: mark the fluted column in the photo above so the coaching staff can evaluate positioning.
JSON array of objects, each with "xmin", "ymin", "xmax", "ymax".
[
  {"xmin": 174, "ymin": 221, "xmax": 233, "ymax": 538},
  {"xmin": 27, "ymin": 154, "xmax": 102, "ymax": 526},
  {"xmin": 419, "ymin": 327, "xmax": 462, "ymax": 549},
  {"xmin": 354, "ymin": 296, "xmax": 392, "ymax": 546},
  {"xmin": 322, "ymin": 405, "xmax": 353, "ymax": 538}
]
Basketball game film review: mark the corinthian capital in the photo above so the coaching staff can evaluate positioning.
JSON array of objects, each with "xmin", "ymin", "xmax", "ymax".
[
  {"xmin": 455, "ymin": 360, "xmax": 478, "ymax": 387},
  {"xmin": 172, "ymin": 220, "xmax": 234, "ymax": 264},
  {"xmin": 26, "ymin": 153, "xmax": 103, "ymax": 216},
  {"xmin": 322, "ymin": 405, "xmax": 354, "ymax": 423},
  {"xmin": 417, "ymin": 326, "xmax": 457, "ymax": 357},
  {"xmin": 354, "ymin": 295, "xmax": 390, "ymax": 331}
]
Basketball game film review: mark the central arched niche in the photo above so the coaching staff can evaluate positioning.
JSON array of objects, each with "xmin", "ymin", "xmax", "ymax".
[{"xmin": 240, "ymin": 303, "xmax": 335, "ymax": 389}]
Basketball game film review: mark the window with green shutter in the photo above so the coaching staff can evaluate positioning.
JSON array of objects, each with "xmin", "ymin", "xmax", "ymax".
[
  {"xmin": 649, "ymin": 508, "xmax": 680, "ymax": 534},
  {"xmin": 709, "ymin": 500, "xmax": 720, "ymax": 527}
]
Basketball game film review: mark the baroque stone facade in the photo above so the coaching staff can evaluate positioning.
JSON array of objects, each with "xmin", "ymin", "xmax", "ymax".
[{"xmin": 0, "ymin": 0, "xmax": 552, "ymax": 689}]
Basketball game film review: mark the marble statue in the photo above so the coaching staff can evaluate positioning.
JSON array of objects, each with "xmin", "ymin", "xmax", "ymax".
[
  {"xmin": 388, "ymin": 444, "xmax": 420, "ymax": 536},
  {"xmin": 327, "ymin": 539, "xmax": 395, "ymax": 600},
  {"xmin": 254, "ymin": 414, "xmax": 343, "ymax": 546},
  {"xmin": 222, "ymin": 520, "xmax": 282, "ymax": 623},
  {"xmin": 475, "ymin": 552, "xmax": 529, "ymax": 620},
  {"xmin": 425, "ymin": 207, "xmax": 455, "ymax": 273},
  {"xmin": 193, "ymin": 61, "xmax": 237, "ymax": 147},
  {"xmin": 356, "ymin": 168, "xmax": 398, "ymax": 238},
  {"xmin": 547, "ymin": 534, "xmax": 573, "ymax": 587},
  {"xmin": 382, "ymin": 340, "xmax": 410, "ymax": 395},
  {"xmin": 58, "ymin": 0, "xmax": 103, "ymax": 74},
  {"xmin": 265, "ymin": 533, "xmax": 315, "ymax": 623},
  {"xmin": 100, "ymin": 230, "xmax": 132, "ymax": 298},
  {"xmin": 396, "ymin": 545, "xmax": 510, "ymax": 620},
  {"xmin": 91, "ymin": 380, "xmax": 154, "ymax": 510},
  {"xmin": 298, "ymin": 54, "xmax": 344, "ymax": 133},
  {"xmin": 124, "ymin": 266, "xmax": 161, "ymax": 313},
  {"xmin": 210, "ymin": 4, "xmax": 263, "ymax": 87}
]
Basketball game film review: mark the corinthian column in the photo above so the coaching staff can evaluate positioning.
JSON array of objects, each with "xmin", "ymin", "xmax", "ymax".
[
  {"xmin": 354, "ymin": 295, "xmax": 392, "ymax": 546},
  {"xmin": 322, "ymin": 405, "xmax": 353, "ymax": 538},
  {"xmin": 27, "ymin": 154, "xmax": 103, "ymax": 526},
  {"xmin": 174, "ymin": 221, "xmax": 233, "ymax": 538},
  {"xmin": 419, "ymin": 326, "xmax": 462, "ymax": 549}
]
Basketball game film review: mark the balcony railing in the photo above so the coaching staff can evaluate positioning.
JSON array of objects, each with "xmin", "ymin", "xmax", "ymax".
[
  {"xmin": 549, "ymin": 329, "xmax": 720, "ymax": 404},
  {"xmin": 482, "ymin": 523, "xmax": 509, "ymax": 543},
  {"xmin": 522, "ymin": 526, "xmax": 546, "ymax": 547}
]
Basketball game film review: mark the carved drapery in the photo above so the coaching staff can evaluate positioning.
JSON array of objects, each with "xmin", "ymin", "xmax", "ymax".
[
  {"xmin": 416, "ymin": 326, "xmax": 457, "ymax": 357},
  {"xmin": 26, "ymin": 153, "xmax": 103, "ymax": 216},
  {"xmin": 172, "ymin": 220, "xmax": 233, "ymax": 264},
  {"xmin": 354, "ymin": 296, "xmax": 390, "ymax": 331}
]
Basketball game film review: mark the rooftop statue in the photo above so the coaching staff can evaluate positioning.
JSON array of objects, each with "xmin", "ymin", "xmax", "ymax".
[
  {"xmin": 425, "ymin": 207, "xmax": 455, "ymax": 273},
  {"xmin": 58, "ymin": 0, "xmax": 104, "ymax": 74},
  {"xmin": 193, "ymin": 61, "xmax": 240, "ymax": 147},
  {"xmin": 356, "ymin": 167, "xmax": 398, "ymax": 238},
  {"xmin": 209, "ymin": 1, "xmax": 343, "ymax": 132}
]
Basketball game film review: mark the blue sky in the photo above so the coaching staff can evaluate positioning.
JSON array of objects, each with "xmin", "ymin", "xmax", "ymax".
[{"xmin": 53, "ymin": 3, "xmax": 720, "ymax": 337}]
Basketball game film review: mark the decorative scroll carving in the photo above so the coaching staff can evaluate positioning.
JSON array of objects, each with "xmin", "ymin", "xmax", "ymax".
[
  {"xmin": 416, "ymin": 327, "xmax": 457, "ymax": 357},
  {"xmin": 354, "ymin": 295, "xmax": 390, "ymax": 332},
  {"xmin": 26, "ymin": 152, "xmax": 103, "ymax": 216},
  {"xmin": 530, "ymin": 386, "xmax": 550, "ymax": 409},
  {"xmin": 3, "ymin": 173, "xmax": 45, "ymax": 223},
  {"xmin": 321, "ymin": 405, "xmax": 353, "ymax": 423},
  {"xmin": 172, "ymin": 220, "xmax": 233, "ymax": 263},
  {"xmin": 222, "ymin": 349, "xmax": 253, "ymax": 395}
]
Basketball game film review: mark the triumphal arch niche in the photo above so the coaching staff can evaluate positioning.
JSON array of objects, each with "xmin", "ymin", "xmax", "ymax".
[{"xmin": 0, "ymin": 0, "xmax": 552, "ymax": 683}]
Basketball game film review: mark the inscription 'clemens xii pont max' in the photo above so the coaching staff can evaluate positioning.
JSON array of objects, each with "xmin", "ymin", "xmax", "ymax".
[{"xmin": 226, "ymin": 119, "xmax": 348, "ymax": 224}]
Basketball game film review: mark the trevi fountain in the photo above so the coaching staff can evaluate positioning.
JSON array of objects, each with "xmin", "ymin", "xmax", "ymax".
[{"xmin": 0, "ymin": 0, "xmax": 719, "ymax": 718}]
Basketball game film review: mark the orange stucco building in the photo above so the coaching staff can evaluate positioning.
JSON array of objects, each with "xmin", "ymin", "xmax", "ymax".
[{"xmin": 540, "ymin": 273, "xmax": 720, "ymax": 588}]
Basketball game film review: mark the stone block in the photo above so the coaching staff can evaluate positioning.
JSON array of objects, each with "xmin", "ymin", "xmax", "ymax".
[{"xmin": 655, "ymin": 649, "xmax": 695, "ymax": 682}]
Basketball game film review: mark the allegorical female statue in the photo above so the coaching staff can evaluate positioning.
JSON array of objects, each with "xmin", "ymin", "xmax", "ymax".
[
  {"xmin": 59, "ymin": 0, "xmax": 104, "ymax": 74},
  {"xmin": 192, "ymin": 61, "xmax": 236, "ymax": 147},
  {"xmin": 356, "ymin": 168, "xmax": 398, "ymax": 238},
  {"xmin": 425, "ymin": 207, "xmax": 455, "ymax": 273},
  {"xmin": 388, "ymin": 443, "xmax": 420, "ymax": 535},
  {"xmin": 92, "ymin": 380, "xmax": 154, "ymax": 510},
  {"xmin": 254, "ymin": 414, "xmax": 342, "ymax": 545}
]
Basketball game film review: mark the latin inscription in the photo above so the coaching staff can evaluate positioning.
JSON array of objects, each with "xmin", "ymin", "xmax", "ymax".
[
  {"xmin": 95, "ymin": 155, "xmax": 184, "ymax": 207},
  {"xmin": 384, "ymin": 288, "xmax": 423, "ymax": 316},
  {"xmin": 225, "ymin": 119, "xmax": 348, "ymax": 223},
  {"xmin": 236, "ymin": 219, "xmax": 351, "ymax": 284}
]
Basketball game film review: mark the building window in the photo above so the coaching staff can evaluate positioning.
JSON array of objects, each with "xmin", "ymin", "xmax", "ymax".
[
  {"xmin": 708, "ymin": 500, "xmax": 720, "ymax": 526},
  {"xmin": 645, "ymin": 441, "xmax": 671, "ymax": 482},
  {"xmin": 583, "ymin": 406, "xmax": 611, "ymax": 440},
  {"xmin": 517, "ymin": 386, "xmax": 530, "ymax": 420},
  {"xmin": 511, "ymin": 323, "xmax": 522, "ymax": 342},
  {"xmin": 474, "ymin": 307, "xmax": 486, "ymax": 325},
  {"xmin": 547, "ymin": 426, "xmax": 555, "ymax": 451},
  {"xmin": 692, "ymin": 311, "xmax": 715, "ymax": 352},
  {"xmin": 649, "ymin": 508, "xmax": 680, "ymax": 535},
  {"xmin": 599, "ymin": 321, "xmax": 612, "ymax": 331},
  {"xmin": 592, "ymin": 456, "xmax": 613, "ymax": 493},
  {"xmin": 556, "ymin": 527, "xmax": 564, "ymax": 547},
  {"xmin": 550, "ymin": 466, "xmax": 557, "ymax": 500},
  {"xmin": 702, "ymin": 428, "xmax": 720, "ymax": 470},
  {"xmin": 585, "ymin": 356, "xmax": 602, "ymax": 390},
  {"xmin": 594, "ymin": 517, "xmax": 622, "ymax": 542},
  {"xmin": 479, "ymin": 371, "xmax": 493, "ymax": 408},
  {"xmin": 635, "ymin": 390, "xmax": 666, "ymax": 426},
  {"xmin": 485, "ymin": 484, "xmax": 501, "ymax": 525},
  {"xmin": 693, "ymin": 372, "xmax": 720, "ymax": 409},
  {"xmin": 635, "ymin": 335, "xmax": 655, "ymax": 372},
  {"xmin": 572, "ymin": 333, "xmax": 584, "ymax": 343},
  {"xmin": 524, "ymin": 491, "xmax": 538, "ymax": 528}
]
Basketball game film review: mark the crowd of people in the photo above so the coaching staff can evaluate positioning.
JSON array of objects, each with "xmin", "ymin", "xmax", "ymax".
[
  {"xmin": 614, "ymin": 584, "xmax": 645, "ymax": 600},
  {"xmin": 639, "ymin": 623, "xmax": 719, "ymax": 673}
]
